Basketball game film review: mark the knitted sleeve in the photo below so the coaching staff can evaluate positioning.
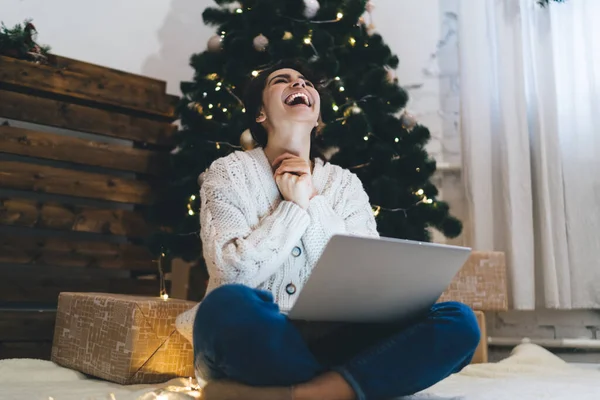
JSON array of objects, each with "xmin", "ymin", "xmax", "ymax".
[
  {"xmin": 302, "ymin": 170, "xmax": 379, "ymax": 265},
  {"xmin": 200, "ymin": 164, "xmax": 311, "ymax": 288}
]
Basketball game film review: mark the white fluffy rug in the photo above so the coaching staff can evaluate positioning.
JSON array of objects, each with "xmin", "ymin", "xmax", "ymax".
[{"xmin": 0, "ymin": 344, "xmax": 598, "ymax": 400}]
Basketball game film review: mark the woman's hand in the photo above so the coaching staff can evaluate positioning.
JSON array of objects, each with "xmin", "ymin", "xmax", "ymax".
[{"xmin": 273, "ymin": 153, "xmax": 317, "ymax": 209}]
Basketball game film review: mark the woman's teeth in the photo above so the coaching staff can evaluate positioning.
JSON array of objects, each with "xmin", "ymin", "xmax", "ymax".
[{"xmin": 284, "ymin": 93, "xmax": 310, "ymax": 106}]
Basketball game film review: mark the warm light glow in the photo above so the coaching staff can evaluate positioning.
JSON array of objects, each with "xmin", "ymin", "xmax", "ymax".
[
  {"xmin": 190, "ymin": 195, "xmax": 196, "ymax": 200},
  {"xmin": 339, "ymin": 86, "xmax": 345, "ymax": 92},
  {"xmin": 161, "ymin": 253, "xmax": 166, "ymax": 257},
  {"xmin": 216, "ymin": 142, "xmax": 221, "ymax": 149},
  {"xmin": 364, "ymin": 135, "xmax": 369, "ymax": 141},
  {"xmin": 205, "ymin": 115, "xmax": 213, "ymax": 120},
  {"xmin": 221, "ymin": 31, "xmax": 226, "ymax": 35},
  {"xmin": 188, "ymin": 209, "xmax": 194, "ymax": 215},
  {"xmin": 335, "ymin": 76, "xmax": 341, "ymax": 81},
  {"xmin": 349, "ymin": 37, "xmax": 356, "ymax": 46},
  {"xmin": 242, "ymin": 108, "xmax": 246, "ymax": 113},
  {"xmin": 236, "ymin": 8, "xmax": 243, "ymax": 13},
  {"xmin": 222, "ymin": 108, "xmax": 228, "ymax": 112},
  {"xmin": 332, "ymin": 104, "xmax": 339, "ymax": 111},
  {"xmin": 161, "ymin": 293, "xmax": 169, "ymax": 301},
  {"xmin": 395, "ymin": 137, "xmax": 399, "ymax": 143},
  {"xmin": 217, "ymin": 82, "xmax": 222, "ymax": 86},
  {"xmin": 215, "ymin": 86, "xmax": 221, "ymax": 91},
  {"xmin": 252, "ymin": 70, "xmax": 259, "ymax": 77},
  {"xmin": 373, "ymin": 206, "xmax": 381, "ymax": 217},
  {"xmin": 208, "ymin": 104, "xmax": 214, "ymax": 109},
  {"xmin": 337, "ymin": 12, "xmax": 344, "ymax": 20},
  {"xmin": 364, "ymin": 43, "xmax": 369, "ymax": 47},
  {"xmin": 303, "ymin": 37, "xmax": 312, "ymax": 44},
  {"xmin": 416, "ymin": 167, "xmax": 421, "ymax": 172},
  {"xmin": 416, "ymin": 189, "xmax": 424, "ymax": 196},
  {"xmin": 202, "ymin": 92, "xmax": 207, "ymax": 98}
]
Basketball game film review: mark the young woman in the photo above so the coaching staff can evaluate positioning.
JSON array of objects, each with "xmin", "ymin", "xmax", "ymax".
[{"xmin": 190, "ymin": 59, "xmax": 480, "ymax": 400}]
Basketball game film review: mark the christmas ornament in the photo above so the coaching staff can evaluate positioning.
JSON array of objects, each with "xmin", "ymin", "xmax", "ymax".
[
  {"xmin": 253, "ymin": 34, "xmax": 269, "ymax": 52},
  {"xmin": 303, "ymin": 0, "xmax": 320, "ymax": 19},
  {"xmin": 207, "ymin": 35, "xmax": 223, "ymax": 52},
  {"xmin": 240, "ymin": 129, "xmax": 256, "ymax": 150},
  {"xmin": 401, "ymin": 112, "xmax": 417, "ymax": 131},
  {"xmin": 283, "ymin": 31, "xmax": 293, "ymax": 40},
  {"xmin": 187, "ymin": 102, "xmax": 203, "ymax": 114}
]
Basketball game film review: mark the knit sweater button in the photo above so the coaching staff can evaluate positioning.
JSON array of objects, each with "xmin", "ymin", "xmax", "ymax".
[
  {"xmin": 286, "ymin": 283, "xmax": 297, "ymax": 295},
  {"xmin": 291, "ymin": 246, "xmax": 302, "ymax": 257}
]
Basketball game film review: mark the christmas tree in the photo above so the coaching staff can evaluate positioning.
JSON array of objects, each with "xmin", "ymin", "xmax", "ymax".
[{"xmin": 150, "ymin": 0, "xmax": 462, "ymax": 263}]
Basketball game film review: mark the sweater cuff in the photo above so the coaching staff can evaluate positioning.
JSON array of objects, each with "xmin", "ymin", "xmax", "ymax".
[
  {"xmin": 274, "ymin": 200, "xmax": 311, "ymax": 231},
  {"xmin": 307, "ymin": 195, "xmax": 346, "ymax": 232}
]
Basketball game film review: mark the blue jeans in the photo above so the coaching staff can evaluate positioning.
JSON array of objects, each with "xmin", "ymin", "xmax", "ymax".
[{"xmin": 193, "ymin": 284, "xmax": 480, "ymax": 400}]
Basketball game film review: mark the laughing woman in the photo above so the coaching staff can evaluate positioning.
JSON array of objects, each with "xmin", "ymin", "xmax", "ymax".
[{"xmin": 188, "ymin": 59, "xmax": 480, "ymax": 400}]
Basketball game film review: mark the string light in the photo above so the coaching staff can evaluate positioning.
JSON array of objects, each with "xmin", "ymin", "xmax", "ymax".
[
  {"xmin": 373, "ymin": 206, "xmax": 381, "ymax": 217},
  {"xmin": 339, "ymin": 86, "xmax": 345, "ymax": 92},
  {"xmin": 416, "ymin": 189, "xmax": 424, "ymax": 196},
  {"xmin": 202, "ymin": 92, "xmax": 207, "ymax": 98},
  {"xmin": 208, "ymin": 104, "xmax": 213, "ymax": 109},
  {"xmin": 206, "ymin": 115, "xmax": 213, "ymax": 120},
  {"xmin": 416, "ymin": 167, "xmax": 421, "ymax": 172},
  {"xmin": 158, "ymin": 252, "xmax": 169, "ymax": 301},
  {"xmin": 335, "ymin": 76, "xmax": 341, "ymax": 81},
  {"xmin": 337, "ymin": 12, "xmax": 344, "ymax": 20},
  {"xmin": 251, "ymin": 70, "xmax": 259, "ymax": 77},
  {"xmin": 332, "ymin": 104, "xmax": 339, "ymax": 111},
  {"xmin": 395, "ymin": 137, "xmax": 399, "ymax": 143},
  {"xmin": 190, "ymin": 195, "xmax": 196, "ymax": 200},
  {"xmin": 216, "ymin": 142, "xmax": 221, "ymax": 149},
  {"xmin": 303, "ymin": 36, "xmax": 312, "ymax": 44},
  {"xmin": 349, "ymin": 37, "xmax": 356, "ymax": 46},
  {"xmin": 236, "ymin": 8, "xmax": 243, "ymax": 13},
  {"xmin": 188, "ymin": 209, "xmax": 194, "ymax": 215},
  {"xmin": 364, "ymin": 135, "xmax": 369, "ymax": 141},
  {"xmin": 215, "ymin": 86, "xmax": 221, "ymax": 91},
  {"xmin": 222, "ymin": 108, "xmax": 228, "ymax": 112}
]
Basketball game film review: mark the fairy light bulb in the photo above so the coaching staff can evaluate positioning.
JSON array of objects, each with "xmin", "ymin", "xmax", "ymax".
[
  {"xmin": 208, "ymin": 104, "xmax": 213, "ymax": 109},
  {"xmin": 364, "ymin": 135, "xmax": 369, "ymax": 141},
  {"xmin": 332, "ymin": 104, "xmax": 339, "ymax": 111},
  {"xmin": 206, "ymin": 115, "xmax": 213, "ymax": 120},
  {"xmin": 222, "ymin": 108, "xmax": 228, "ymax": 112},
  {"xmin": 416, "ymin": 189, "xmax": 424, "ymax": 196},
  {"xmin": 236, "ymin": 8, "xmax": 243, "ymax": 13},
  {"xmin": 251, "ymin": 70, "xmax": 259, "ymax": 77},
  {"xmin": 242, "ymin": 108, "xmax": 246, "ymax": 113},
  {"xmin": 188, "ymin": 209, "xmax": 194, "ymax": 216},
  {"xmin": 373, "ymin": 206, "xmax": 381, "ymax": 217},
  {"xmin": 216, "ymin": 142, "xmax": 221, "ymax": 149},
  {"xmin": 190, "ymin": 195, "xmax": 196, "ymax": 200},
  {"xmin": 339, "ymin": 86, "xmax": 345, "ymax": 92},
  {"xmin": 304, "ymin": 36, "xmax": 312, "ymax": 44},
  {"xmin": 215, "ymin": 86, "xmax": 221, "ymax": 91},
  {"xmin": 161, "ymin": 293, "xmax": 169, "ymax": 301},
  {"xmin": 395, "ymin": 137, "xmax": 399, "ymax": 143},
  {"xmin": 337, "ymin": 12, "xmax": 344, "ymax": 20},
  {"xmin": 335, "ymin": 76, "xmax": 341, "ymax": 81},
  {"xmin": 349, "ymin": 37, "xmax": 356, "ymax": 46},
  {"xmin": 202, "ymin": 92, "xmax": 207, "ymax": 98}
]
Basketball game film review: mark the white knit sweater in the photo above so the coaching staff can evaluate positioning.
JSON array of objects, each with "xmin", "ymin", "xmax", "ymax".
[{"xmin": 175, "ymin": 147, "xmax": 379, "ymax": 342}]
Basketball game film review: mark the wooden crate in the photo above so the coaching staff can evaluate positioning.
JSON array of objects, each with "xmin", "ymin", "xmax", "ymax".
[{"xmin": 0, "ymin": 54, "xmax": 178, "ymax": 359}]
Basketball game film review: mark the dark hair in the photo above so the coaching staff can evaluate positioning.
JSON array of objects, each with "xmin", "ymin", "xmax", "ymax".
[{"xmin": 243, "ymin": 59, "xmax": 325, "ymax": 160}]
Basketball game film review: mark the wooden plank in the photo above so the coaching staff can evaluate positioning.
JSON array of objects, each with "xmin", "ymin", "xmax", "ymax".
[
  {"xmin": 0, "ymin": 235, "xmax": 156, "ymax": 270},
  {"xmin": 0, "ymin": 90, "xmax": 175, "ymax": 145},
  {"xmin": 0, "ymin": 125, "xmax": 167, "ymax": 176},
  {"xmin": 0, "ymin": 55, "xmax": 176, "ymax": 117},
  {"xmin": 0, "ymin": 341, "xmax": 52, "ymax": 360},
  {"xmin": 0, "ymin": 161, "xmax": 155, "ymax": 204},
  {"xmin": 0, "ymin": 276, "xmax": 163, "ymax": 303},
  {"xmin": 471, "ymin": 311, "xmax": 488, "ymax": 364},
  {"xmin": 0, "ymin": 198, "xmax": 151, "ymax": 237},
  {"xmin": 0, "ymin": 311, "xmax": 56, "ymax": 341}
]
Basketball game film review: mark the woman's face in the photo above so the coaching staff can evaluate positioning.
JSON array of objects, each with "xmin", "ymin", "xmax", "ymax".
[{"xmin": 257, "ymin": 68, "xmax": 321, "ymax": 127}]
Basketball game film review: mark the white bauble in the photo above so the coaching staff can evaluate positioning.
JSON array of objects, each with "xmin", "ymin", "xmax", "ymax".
[
  {"xmin": 207, "ymin": 35, "xmax": 222, "ymax": 52},
  {"xmin": 253, "ymin": 34, "xmax": 269, "ymax": 52},
  {"xmin": 303, "ymin": 0, "xmax": 320, "ymax": 19}
]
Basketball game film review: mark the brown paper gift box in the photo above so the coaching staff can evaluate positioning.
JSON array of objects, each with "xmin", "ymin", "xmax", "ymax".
[{"xmin": 51, "ymin": 292, "xmax": 196, "ymax": 384}]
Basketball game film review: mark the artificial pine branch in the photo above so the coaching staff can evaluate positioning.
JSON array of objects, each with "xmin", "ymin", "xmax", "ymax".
[{"xmin": 0, "ymin": 19, "xmax": 50, "ymax": 62}]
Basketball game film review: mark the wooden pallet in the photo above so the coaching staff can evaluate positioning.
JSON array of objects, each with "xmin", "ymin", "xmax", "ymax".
[{"xmin": 0, "ymin": 54, "xmax": 178, "ymax": 359}]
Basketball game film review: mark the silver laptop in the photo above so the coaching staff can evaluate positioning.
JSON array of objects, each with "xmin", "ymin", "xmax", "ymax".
[{"xmin": 287, "ymin": 234, "xmax": 471, "ymax": 323}]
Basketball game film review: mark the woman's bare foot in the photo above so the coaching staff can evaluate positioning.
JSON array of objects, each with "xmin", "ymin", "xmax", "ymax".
[
  {"xmin": 293, "ymin": 371, "xmax": 357, "ymax": 400},
  {"xmin": 200, "ymin": 372, "xmax": 356, "ymax": 400},
  {"xmin": 200, "ymin": 380, "xmax": 292, "ymax": 400}
]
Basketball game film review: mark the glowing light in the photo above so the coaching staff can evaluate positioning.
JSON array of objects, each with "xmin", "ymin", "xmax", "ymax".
[
  {"xmin": 304, "ymin": 37, "xmax": 312, "ymax": 44},
  {"xmin": 242, "ymin": 108, "xmax": 246, "ymax": 113},
  {"xmin": 251, "ymin": 70, "xmax": 259, "ymax": 77},
  {"xmin": 215, "ymin": 86, "xmax": 221, "ymax": 91},
  {"xmin": 395, "ymin": 137, "xmax": 399, "ymax": 143},
  {"xmin": 161, "ymin": 293, "xmax": 169, "ymax": 301},
  {"xmin": 205, "ymin": 115, "xmax": 213, "ymax": 120},
  {"xmin": 416, "ymin": 189, "xmax": 424, "ymax": 196},
  {"xmin": 217, "ymin": 82, "xmax": 222, "ymax": 86},
  {"xmin": 188, "ymin": 209, "xmax": 195, "ymax": 215},
  {"xmin": 222, "ymin": 108, "xmax": 228, "ymax": 112},
  {"xmin": 332, "ymin": 104, "xmax": 339, "ymax": 111},
  {"xmin": 335, "ymin": 76, "xmax": 341, "ymax": 81},
  {"xmin": 236, "ymin": 8, "xmax": 243, "ymax": 13},
  {"xmin": 221, "ymin": 31, "xmax": 226, "ymax": 35},
  {"xmin": 216, "ymin": 142, "xmax": 221, "ymax": 149},
  {"xmin": 337, "ymin": 12, "xmax": 344, "ymax": 20},
  {"xmin": 339, "ymin": 86, "xmax": 345, "ymax": 92},
  {"xmin": 202, "ymin": 92, "xmax": 207, "ymax": 98},
  {"xmin": 373, "ymin": 206, "xmax": 381, "ymax": 217},
  {"xmin": 364, "ymin": 135, "xmax": 369, "ymax": 141},
  {"xmin": 208, "ymin": 104, "xmax": 214, "ymax": 109},
  {"xmin": 190, "ymin": 195, "xmax": 196, "ymax": 200},
  {"xmin": 349, "ymin": 37, "xmax": 356, "ymax": 46},
  {"xmin": 416, "ymin": 167, "xmax": 421, "ymax": 172},
  {"xmin": 364, "ymin": 43, "xmax": 369, "ymax": 47}
]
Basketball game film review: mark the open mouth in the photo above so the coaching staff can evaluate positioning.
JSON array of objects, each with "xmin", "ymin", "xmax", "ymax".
[{"xmin": 284, "ymin": 92, "xmax": 312, "ymax": 107}]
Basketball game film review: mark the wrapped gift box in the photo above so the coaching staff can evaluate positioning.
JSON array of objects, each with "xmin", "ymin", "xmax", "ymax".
[
  {"xmin": 439, "ymin": 251, "xmax": 508, "ymax": 311},
  {"xmin": 51, "ymin": 292, "xmax": 196, "ymax": 384}
]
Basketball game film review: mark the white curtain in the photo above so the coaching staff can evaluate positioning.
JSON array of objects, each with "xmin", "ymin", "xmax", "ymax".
[{"xmin": 458, "ymin": 0, "xmax": 600, "ymax": 309}]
